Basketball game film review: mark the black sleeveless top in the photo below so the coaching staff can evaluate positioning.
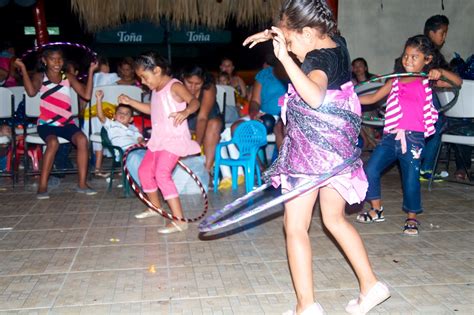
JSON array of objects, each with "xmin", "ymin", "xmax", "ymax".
[
  {"xmin": 187, "ymin": 85, "xmax": 222, "ymax": 131},
  {"xmin": 301, "ymin": 35, "xmax": 351, "ymax": 90}
]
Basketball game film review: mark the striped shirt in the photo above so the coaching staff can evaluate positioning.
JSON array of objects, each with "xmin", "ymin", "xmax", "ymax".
[
  {"xmin": 38, "ymin": 73, "xmax": 74, "ymax": 127},
  {"xmin": 383, "ymin": 78, "xmax": 438, "ymax": 138}
]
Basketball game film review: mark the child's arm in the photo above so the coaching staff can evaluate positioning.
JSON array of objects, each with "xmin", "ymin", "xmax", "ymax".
[
  {"xmin": 169, "ymin": 82, "xmax": 200, "ymax": 127},
  {"xmin": 428, "ymin": 68, "xmax": 462, "ymax": 88},
  {"xmin": 359, "ymin": 80, "xmax": 392, "ymax": 105},
  {"xmin": 236, "ymin": 76, "xmax": 247, "ymax": 98},
  {"xmin": 249, "ymin": 81, "xmax": 262, "ymax": 119},
  {"xmin": 117, "ymin": 94, "xmax": 151, "ymax": 115},
  {"xmin": 68, "ymin": 61, "xmax": 98, "ymax": 101},
  {"xmin": 14, "ymin": 59, "xmax": 42, "ymax": 96},
  {"xmin": 95, "ymin": 90, "xmax": 106, "ymax": 123},
  {"xmin": 269, "ymin": 26, "xmax": 327, "ymax": 108}
]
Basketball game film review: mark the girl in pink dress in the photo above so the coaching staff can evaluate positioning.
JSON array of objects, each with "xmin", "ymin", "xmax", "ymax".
[{"xmin": 118, "ymin": 52, "xmax": 200, "ymax": 234}]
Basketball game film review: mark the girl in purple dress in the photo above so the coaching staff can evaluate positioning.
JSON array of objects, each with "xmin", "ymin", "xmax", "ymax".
[{"xmin": 243, "ymin": 0, "xmax": 389, "ymax": 314}]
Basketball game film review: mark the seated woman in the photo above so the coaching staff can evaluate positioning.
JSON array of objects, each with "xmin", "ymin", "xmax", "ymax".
[
  {"xmin": 219, "ymin": 57, "xmax": 247, "ymax": 99},
  {"xmin": 351, "ymin": 57, "xmax": 379, "ymax": 150},
  {"xmin": 181, "ymin": 65, "xmax": 223, "ymax": 181},
  {"xmin": 117, "ymin": 57, "xmax": 140, "ymax": 86}
]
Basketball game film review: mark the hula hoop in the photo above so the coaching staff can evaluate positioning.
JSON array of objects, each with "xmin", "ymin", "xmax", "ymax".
[
  {"xmin": 198, "ymin": 156, "xmax": 358, "ymax": 233},
  {"xmin": 355, "ymin": 72, "xmax": 460, "ymax": 113},
  {"xmin": 20, "ymin": 41, "xmax": 98, "ymax": 80},
  {"xmin": 122, "ymin": 144, "xmax": 208, "ymax": 222}
]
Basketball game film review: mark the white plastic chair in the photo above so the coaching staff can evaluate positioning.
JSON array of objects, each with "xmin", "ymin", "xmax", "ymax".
[
  {"xmin": 356, "ymin": 82, "xmax": 385, "ymax": 127},
  {"xmin": 430, "ymin": 79, "xmax": 474, "ymax": 189},
  {"xmin": 0, "ymin": 87, "xmax": 15, "ymax": 182},
  {"xmin": 86, "ymin": 85, "xmax": 143, "ymax": 144},
  {"xmin": 216, "ymin": 84, "xmax": 240, "ymax": 127}
]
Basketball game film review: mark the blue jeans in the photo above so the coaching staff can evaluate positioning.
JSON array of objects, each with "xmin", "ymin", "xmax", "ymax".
[
  {"xmin": 365, "ymin": 132, "xmax": 425, "ymax": 214},
  {"xmin": 421, "ymin": 93, "xmax": 444, "ymax": 173}
]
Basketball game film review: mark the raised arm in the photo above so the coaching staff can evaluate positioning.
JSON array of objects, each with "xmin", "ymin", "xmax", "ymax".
[
  {"xmin": 95, "ymin": 90, "xmax": 106, "ymax": 123},
  {"xmin": 271, "ymin": 26, "xmax": 327, "ymax": 108},
  {"xmin": 117, "ymin": 94, "xmax": 151, "ymax": 115},
  {"xmin": 14, "ymin": 59, "xmax": 42, "ymax": 96},
  {"xmin": 68, "ymin": 61, "xmax": 98, "ymax": 101}
]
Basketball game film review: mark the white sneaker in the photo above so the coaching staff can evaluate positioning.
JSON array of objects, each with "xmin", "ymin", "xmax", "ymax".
[
  {"xmin": 135, "ymin": 210, "xmax": 159, "ymax": 219},
  {"xmin": 345, "ymin": 282, "xmax": 390, "ymax": 315}
]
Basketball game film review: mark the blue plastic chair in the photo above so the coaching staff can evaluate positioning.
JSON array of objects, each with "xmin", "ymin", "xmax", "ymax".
[{"xmin": 214, "ymin": 120, "xmax": 267, "ymax": 193}]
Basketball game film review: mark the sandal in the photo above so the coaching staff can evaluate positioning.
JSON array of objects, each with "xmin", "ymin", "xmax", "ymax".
[
  {"xmin": 94, "ymin": 171, "xmax": 110, "ymax": 178},
  {"xmin": 403, "ymin": 218, "xmax": 420, "ymax": 236},
  {"xmin": 356, "ymin": 207, "xmax": 385, "ymax": 224}
]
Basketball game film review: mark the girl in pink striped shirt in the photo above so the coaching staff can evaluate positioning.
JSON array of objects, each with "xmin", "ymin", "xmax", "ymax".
[
  {"xmin": 356, "ymin": 35, "xmax": 461, "ymax": 235},
  {"xmin": 16, "ymin": 47, "xmax": 98, "ymax": 199}
]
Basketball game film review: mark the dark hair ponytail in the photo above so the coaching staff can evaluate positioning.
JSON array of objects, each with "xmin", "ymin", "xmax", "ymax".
[
  {"xmin": 134, "ymin": 51, "xmax": 171, "ymax": 75},
  {"xmin": 279, "ymin": 0, "xmax": 338, "ymax": 36}
]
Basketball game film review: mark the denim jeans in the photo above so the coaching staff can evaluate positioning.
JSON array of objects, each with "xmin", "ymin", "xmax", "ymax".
[
  {"xmin": 365, "ymin": 131, "xmax": 425, "ymax": 214},
  {"xmin": 421, "ymin": 92, "xmax": 444, "ymax": 173}
]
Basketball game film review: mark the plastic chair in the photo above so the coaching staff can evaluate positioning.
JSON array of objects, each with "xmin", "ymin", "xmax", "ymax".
[
  {"xmin": 100, "ymin": 127, "xmax": 130, "ymax": 197},
  {"xmin": 0, "ymin": 87, "xmax": 16, "ymax": 184},
  {"xmin": 213, "ymin": 120, "xmax": 267, "ymax": 193},
  {"xmin": 216, "ymin": 84, "xmax": 240, "ymax": 127},
  {"xmin": 430, "ymin": 79, "xmax": 474, "ymax": 190}
]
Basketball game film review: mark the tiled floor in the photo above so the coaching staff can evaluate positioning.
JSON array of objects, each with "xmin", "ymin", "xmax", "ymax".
[{"xmin": 0, "ymin": 164, "xmax": 473, "ymax": 314}]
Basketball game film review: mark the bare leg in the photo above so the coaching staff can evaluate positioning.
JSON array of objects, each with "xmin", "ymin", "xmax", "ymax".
[
  {"xmin": 71, "ymin": 132, "xmax": 89, "ymax": 189},
  {"xmin": 284, "ymin": 188, "xmax": 319, "ymax": 313},
  {"xmin": 274, "ymin": 120, "xmax": 285, "ymax": 150},
  {"xmin": 95, "ymin": 150, "xmax": 103, "ymax": 172},
  {"xmin": 203, "ymin": 118, "xmax": 223, "ymax": 171},
  {"xmin": 319, "ymin": 186, "xmax": 377, "ymax": 295},
  {"xmin": 165, "ymin": 197, "xmax": 188, "ymax": 227},
  {"xmin": 146, "ymin": 190, "xmax": 163, "ymax": 210},
  {"xmin": 38, "ymin": 136, "xmax": 59, "ymax": 193}
]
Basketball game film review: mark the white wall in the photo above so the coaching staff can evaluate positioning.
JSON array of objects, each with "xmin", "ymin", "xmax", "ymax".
[{"xmin": 339, "ymin": 0, "xmax": 474, "ymax": 74}]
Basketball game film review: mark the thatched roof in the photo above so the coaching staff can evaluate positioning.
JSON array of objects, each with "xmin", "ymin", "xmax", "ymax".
[{"xmin": 71, "ymin": 0, "xmax": 283, "ymax": 32}]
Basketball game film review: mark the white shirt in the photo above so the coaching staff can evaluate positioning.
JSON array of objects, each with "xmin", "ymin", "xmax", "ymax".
[{"xmin": 103, "ymin": 118, "xmax": 142, "ymax": 150}]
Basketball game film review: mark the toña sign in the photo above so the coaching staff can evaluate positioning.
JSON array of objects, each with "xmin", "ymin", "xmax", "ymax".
[
  {"xmin": 95, "ymin": 22, "xmax": 164, "ymax": 44},
  {"xmin": 170, "ymin": 28, "xmax": 231, "ymax": 44}
]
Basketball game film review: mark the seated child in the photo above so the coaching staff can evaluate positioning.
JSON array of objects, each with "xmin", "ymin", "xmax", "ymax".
[{"xmin": 95, "ymin": 90, "xmax": 144, "ymax": 151}]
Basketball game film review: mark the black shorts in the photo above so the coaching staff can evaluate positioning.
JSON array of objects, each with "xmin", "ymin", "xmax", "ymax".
[{"xmin": 37, "ymin": 124, "xmax": 83, "ymax": 142}]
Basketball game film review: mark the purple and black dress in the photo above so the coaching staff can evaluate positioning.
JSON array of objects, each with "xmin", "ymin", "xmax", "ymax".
[{"xmin": 264, "ymin": 36, "xmax": 368, "ymax": 205}]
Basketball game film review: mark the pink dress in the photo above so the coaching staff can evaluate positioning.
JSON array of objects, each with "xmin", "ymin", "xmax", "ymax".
[{"xmin": 147, "ymin": 78, "xmax": 201, "ymax": 157}]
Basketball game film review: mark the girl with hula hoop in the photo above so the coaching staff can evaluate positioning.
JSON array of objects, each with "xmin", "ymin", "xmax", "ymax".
[
  {"xmin": 357, "ymin": 35, "xmax": 462, "ymax": 235},
  {"xmin": 15, "ymin": 46, "xmax": 98, "ymax": 199},
  {"xmin": 118, "ymin": 52, "xmax": 201, "ymax": 234},
  {"xmin": 243, "ymin": 0, "xmax": 390, "ymax": 314}
]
